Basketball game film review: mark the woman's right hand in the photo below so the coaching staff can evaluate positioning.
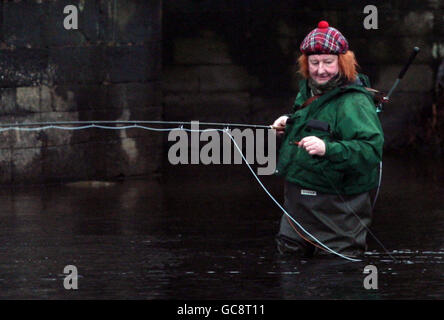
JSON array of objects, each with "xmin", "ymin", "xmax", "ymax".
[{"xmin": 272, "ymin": 115, "xmax": 289, "ymax": 135}]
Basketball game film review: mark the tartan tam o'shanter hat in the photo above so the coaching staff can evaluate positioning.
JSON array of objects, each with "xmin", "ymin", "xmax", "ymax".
[{"xmin": 300, "ymin": 21, "xmax": 349, "ymax": 55}]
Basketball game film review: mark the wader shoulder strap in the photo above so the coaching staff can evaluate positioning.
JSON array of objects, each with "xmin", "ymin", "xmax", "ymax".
[
  {"xmin": 299, "ymin": 95, "xmax": 321, "ymax": 110},
  {"xmin": 297, "ymin": 85, "xmax": 385, "ymax": 113},
  {"xmin": 340, "ymin": 84, "xmax": 386, "ymax": 106}
]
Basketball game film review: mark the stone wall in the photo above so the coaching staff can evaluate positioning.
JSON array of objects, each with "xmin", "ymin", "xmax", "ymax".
[
  {"xmin": 0, "ymin": 0, "xmax": 162, "ymax": 184},
  {"xmin": 163, "ymin": 0, "xmax": 444, "ymax": 152}
]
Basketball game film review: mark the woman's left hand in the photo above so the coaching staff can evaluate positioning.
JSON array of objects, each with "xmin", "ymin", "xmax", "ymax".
[{"xmin": 298, "ymin": 136, "xmax": 326, "ymax": 156}]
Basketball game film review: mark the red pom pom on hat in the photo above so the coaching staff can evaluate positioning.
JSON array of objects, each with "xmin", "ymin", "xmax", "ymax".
[
  {"xmin": 318, "ymin": 21, "xmax": 329, "ymax": 29},
  {"xmin": 300, "ymin": 20, "xmax": 348, "ymax": 54}
]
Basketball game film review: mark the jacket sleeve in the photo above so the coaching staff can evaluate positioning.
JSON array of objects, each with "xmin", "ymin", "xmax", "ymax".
[{"xmin": 324, "ymin": 92, "xmax": 384, "ymax": 174}]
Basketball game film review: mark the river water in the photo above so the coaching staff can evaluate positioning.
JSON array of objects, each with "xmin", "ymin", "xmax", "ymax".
[{"xmin": 0, "ymin": 155, "xmax": 442, "ymax": 299}]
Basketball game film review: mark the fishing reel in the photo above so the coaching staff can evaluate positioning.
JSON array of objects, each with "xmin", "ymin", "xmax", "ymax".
[{"xmin": 367, "ymin": 89, "xmax": 389, "ymax": 113}]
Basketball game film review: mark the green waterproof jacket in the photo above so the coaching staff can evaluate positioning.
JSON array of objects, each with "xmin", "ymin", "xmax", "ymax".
[{"xmin": 275, "ymin": 74, "xmax": 384, "ymax": 195}]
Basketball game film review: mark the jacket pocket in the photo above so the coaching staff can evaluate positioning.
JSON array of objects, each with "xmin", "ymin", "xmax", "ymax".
[{"xmin": 294, "ymin": 147, "xmax": 344, "ymax": 191}]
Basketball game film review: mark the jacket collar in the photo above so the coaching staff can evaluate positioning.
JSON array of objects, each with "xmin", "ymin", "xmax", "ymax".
[{"xmin": 298, "ymin": 73, "xmax": 372, "ymax": 99}]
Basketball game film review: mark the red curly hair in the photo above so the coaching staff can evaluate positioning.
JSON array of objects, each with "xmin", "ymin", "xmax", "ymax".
[{"xmin": 297, "ymin": 50, "xmax": 359, "ymax": 82}]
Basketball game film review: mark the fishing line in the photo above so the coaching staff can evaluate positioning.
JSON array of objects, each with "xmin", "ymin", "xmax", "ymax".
[
  {"xmin": 218, "ymin": 127, "xmax": 361, "ymax": 262},
  {"xmin": 0, "ymin": 124, "xmax": 181, "ymax": 132},
  {"xmin": 168, "ymin": 125, "xmax": 379, "ymax": 262},
  {"xmin": 372, "ymin": 161, "xmax": 383, "ymax": 210},
  {"xmin": 187, "ymin": 126, "xmax": 363, "ymax": 261},
  {"xmin": 179, "ymin": 126, "xmax": 389, "ymax": 262},
  {"xmin": 0, "ymin": 121, "xmax": 361, "ymax": 262}
]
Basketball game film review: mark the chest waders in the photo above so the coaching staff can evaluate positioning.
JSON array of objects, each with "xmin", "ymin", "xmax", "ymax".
[{"xmin": 277, "ymin": 182, "xmax": 372, "ymax": 257}]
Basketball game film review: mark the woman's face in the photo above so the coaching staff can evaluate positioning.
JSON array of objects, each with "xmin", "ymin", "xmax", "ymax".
[{"xmin": 308, "ymin": 54, "xmax": 339, "ymax": 84}]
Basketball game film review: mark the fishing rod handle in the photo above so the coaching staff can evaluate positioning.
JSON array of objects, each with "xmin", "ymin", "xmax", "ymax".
[
  {"xmin": 271, "ymin": 125, "xmax": 285, "ymax": 131},
  {"xmin": 398, "ymin": 47, "xmax": 420, "ymax": 79}
]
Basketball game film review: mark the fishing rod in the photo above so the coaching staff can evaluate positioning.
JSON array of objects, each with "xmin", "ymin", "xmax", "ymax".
[
  {"xmin": 376, "ymin": 46, "xmax": 420, "ymax": 112},
  {"xmin": 372, "ymin": 47, "xmax": 420, "ymax": 208},
  {"xmin": 0, "ymin": 120, "xmax": 272, "ymax": 130}
]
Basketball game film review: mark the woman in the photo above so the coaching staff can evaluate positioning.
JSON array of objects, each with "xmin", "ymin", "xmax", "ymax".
[{"xmin": 272, "ymin": 21, "xmax": 384, "ymax": 258}]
